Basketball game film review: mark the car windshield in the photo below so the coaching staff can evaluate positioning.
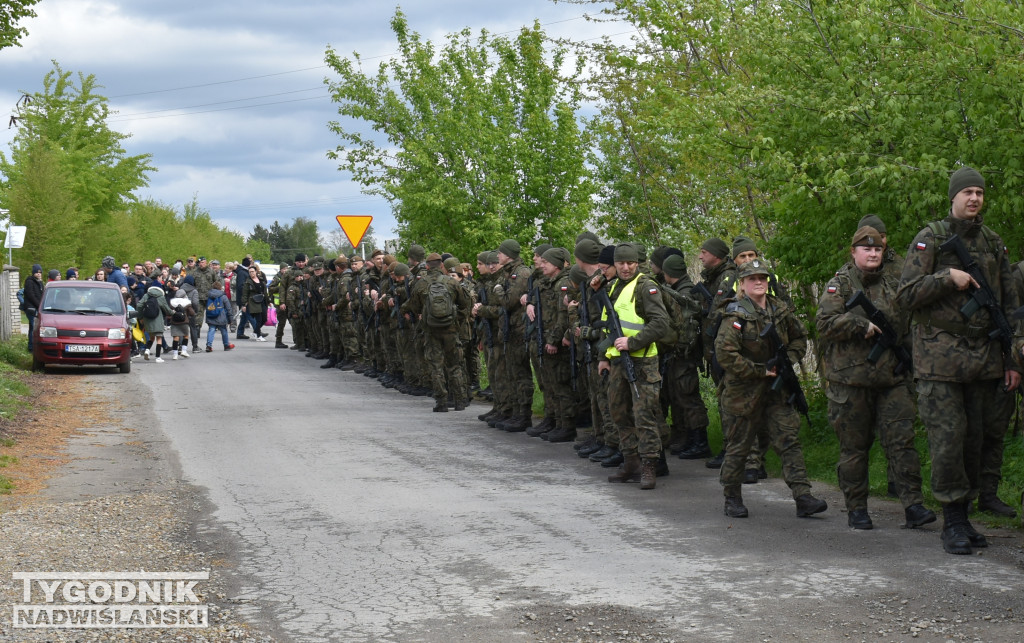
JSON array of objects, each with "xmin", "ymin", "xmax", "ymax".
[{"xmin": 42, "ymin": 287, "xmax": 123, "ymax": 315}]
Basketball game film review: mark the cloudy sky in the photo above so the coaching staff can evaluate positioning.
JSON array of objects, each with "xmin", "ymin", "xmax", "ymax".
[{"xmin": 0, "ymin": 0, "xmax": 632, "ymax": 248}]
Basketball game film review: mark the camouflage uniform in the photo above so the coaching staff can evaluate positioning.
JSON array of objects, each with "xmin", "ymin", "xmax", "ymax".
[
  {"xmin": 715, "ymin": 290, "xmax": 815, "ymax": 501},
  {"xmin": 285, "ymin": 267, "xmax": 308, "ymax": 351},
  {"xmin": 816, "ymin": 259, "xmax": 925, "ymax": 513},
  {"xmin": 476, "ymin": 256, "xmax": 533, "ymax": 423},
  {"xmin": 661, "ymin": 270, "xmax": 710, "ymax": 450},
  {"xmin": 537, "ymin": 265, "xmax": 576, "ymax": 436},
  {"xmin": 897, "ymin": 214, "xmax": 1022, "ymax": 506},
  {"xmin": 404, "ymin": 263, "xmax": 470, "ymax": 408}
]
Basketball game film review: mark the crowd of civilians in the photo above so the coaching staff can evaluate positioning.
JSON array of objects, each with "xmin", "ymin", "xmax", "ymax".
[{"xmin": 22, "ymin": 254, "xmax": 273, "ymax": 362}]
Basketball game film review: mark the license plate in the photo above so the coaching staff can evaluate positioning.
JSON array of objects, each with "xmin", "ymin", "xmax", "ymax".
[{"xmin": 66, "ymin": 344, "xmax": 100, "ymax": 353}]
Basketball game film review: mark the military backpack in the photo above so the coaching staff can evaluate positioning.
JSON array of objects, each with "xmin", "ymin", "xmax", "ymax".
[{"xmin": 423, "ymin": 279, "xmax": 456, "ymax": 328}]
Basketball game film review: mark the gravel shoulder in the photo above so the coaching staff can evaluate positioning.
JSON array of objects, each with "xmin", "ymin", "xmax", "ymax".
[{"xmin": 0, "ymin": 369, "xmax": 273, "ymax": 642}]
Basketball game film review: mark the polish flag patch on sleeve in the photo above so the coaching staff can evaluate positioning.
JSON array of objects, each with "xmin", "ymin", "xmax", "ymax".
[
  {"xmin": 560, "ymin": 286, "xmax": 568, "ymax": 291},
  {"xmin": 827, "ymin": 285, "xmax": 837, "ymax": 294},
  {"xmin": 915, "ymin": 241, "xmax": 927, "ymax": 251},
  {"xmin": 648, "ymin": 288, "xmax": 659, "ymax": 295},
  {"xmin": 732, "ymin": 320, "xmax": 743, "ymax": 330}
]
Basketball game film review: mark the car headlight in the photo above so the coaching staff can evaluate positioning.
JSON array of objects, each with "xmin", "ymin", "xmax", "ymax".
[
  {"xmin": 40, "ymin": 327, "xmax": 57, "ymax": 338},
  {"xmin": 108, "ymin": 328, "xmax": 126, "ymax": 340}
]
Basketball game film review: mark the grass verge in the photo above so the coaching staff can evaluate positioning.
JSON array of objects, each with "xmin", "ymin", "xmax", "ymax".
[{"xmin": 0, "ymin": 334, "xmax": 33, "ymax": 494}]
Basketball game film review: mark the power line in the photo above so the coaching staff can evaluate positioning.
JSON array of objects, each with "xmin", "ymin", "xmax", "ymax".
[{"xmin": 109, "ymin": 86, "xmax": 326, "ymax": 118}]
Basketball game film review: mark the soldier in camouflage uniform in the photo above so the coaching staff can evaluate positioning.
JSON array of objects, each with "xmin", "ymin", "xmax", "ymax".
[
  {"xmin": 268, "ymin": 261, "xmax": 291, "ymax": 349},
  {"xmin": 524, "ymin": 244, "xmax": 554, "ymax": 433},
  {"xmin": 389, "ymin": 262, "xmax": 415, "ymax": 386},
  {"xmin": 474, "ymin": 240, "xmax": 534, "ymax": 431},
  {"xmin": 585, "ymin": 245, "xmax": 626, "ymax": 468},
  {"xmin": 683, "ymin": 238, "xmax": 734, "ymax": 463},
  {"xmin": 334, "ymin": 257, "xmax": 360, "ymax": 370},
  {"xmin": 816, "ymin": 226, "xmax": 935, "ymax": 530},
  {"xmin": 716, "ymin": 259, "xmax": 827, "ymax": 519},
  {"xmin": 599, "ymin": 243, "xmax": 671, "ymax": 490},
  {"xmin": 320, "ymin": 258, "xmax": 345, "ymax": 368},
  {"xmin": 531, "ymin": 247, "xmax": 577, "ymax": 443},
  {"xmin": 568, "ymin": 239, "xmax": 605, "ymax": 454},
  {"xmin": 285, "ymin": 265, "xmax": 308, "ymax": 351},
  {"xmin": 306, "ymin": 257, "xmax": 329, "ymax": 360},
  {"xmin": 403, "ymin": 252, "xmax": 470, "ymax": 412},
  {"xmin": 897, "ymin": 167, "xmax": 1023, "ymax": 554}
]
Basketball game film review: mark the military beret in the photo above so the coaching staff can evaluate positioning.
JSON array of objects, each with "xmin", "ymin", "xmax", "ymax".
[
  {"xmin": 393, "ymin": 263, "xmax": 411, "ymax": 277},
  {"xmin": 408, "ymin": 244, "xmax": 426, "ymax": 262},
  {"xmin": 333, "ymin": 257, "xmax": 348, "ymax": 268},
  {"xmin": 614, "ymin": 243, "xmax": 639, "ymax": 263},
  {"xmin": 574, "ymin": 239, "xmax": 601, "ymax": 265},
  {"xmin": 598, "ymin": 244, "xmax": 616, "ymax": 265},
  {"xmin": 371, "ymin": 249, "xmax": 384, "ymax": 258},
  {"xmin": 949, "ymin": 166, "xmax": 985, "ymax": 202},
  {"xmin": 498, "ymin": 239, "xmax": 521, "ymax": 259},
  {"xmin": 426, "ymin": 252, "xmax": 443, "ymax": 262},
  {"xmin": 383, "ymin": 254, "xmax": 396, "ymax": 266},
  {"xmin": 460, "ymin": 262, "xmax": 471, "ymax": 273},
  {"xmin": 737, "ymin": 259, "xmax": 771, "ymax": 280},
  {"xmin": 701, "ymin": 238, "xmax": 730, "ymax": 260},
  {"xmin": 349, "ymin": 254, "xmax": 362, "ymax": 263},
  {"xmin": 662, "ymin": 254, "xmax": 688, "ymax": 279},
  {"xmin": 732, "ymin": 236, "xmax": 758, "ymax": 259},
  {"xmin": 851, "ymin": 226, "xmax": 884, "ymax": 248},
  {"xmin": 857, "ymin": 214, "xmax": 887, "ymax": 234},
  {"xmin": 541, "ymin": 247, "xmax": 567, "ymax": 269},
  {"xmin": 534, "ymin": 243, "xmax": 553, "ymax": 258}
]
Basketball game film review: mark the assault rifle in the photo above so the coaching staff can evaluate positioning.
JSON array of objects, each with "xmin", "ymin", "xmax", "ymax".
[
  {"xmin": 760, "ymin": 322, "xmax": 812, "ymax": 428},
  {"xmin": 693, "ymin": 282, "xmax": 714, "ymax": 317},
  {"xmin": 578, "ymin": 287, "xmax": 593, "ymax": 366},
  {"xmin": 533, "ymin": 282, "xmax": 544, "ymax": 366},
  {"xmin": 478, "ymin": 282, "xmax": 494, "ymax": 349},
  {"xmin": 596, "ymin": 287, "xmax": 640, "ymax": 399},
  {"xmin": 844, "ymin": 290, "xmax": 913, "ymax": 375},
  {"xmin": 569, "ymin": 333, "xmax": 578, "ymax": 392},
  {"xmin": 939, "ymin": 233, "xmax": 1014, "ymax": 357}
]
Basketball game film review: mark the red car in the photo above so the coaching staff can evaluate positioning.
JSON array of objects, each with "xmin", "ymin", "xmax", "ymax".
[{"xmin": 31, "ymin": 281, "xmax": 135, "ymax": 373}]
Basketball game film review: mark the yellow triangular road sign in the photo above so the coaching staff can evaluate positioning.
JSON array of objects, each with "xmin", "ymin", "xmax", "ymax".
[{"xmin": 336, "ymin": 215, "xmax": 373, "ymax": 249}]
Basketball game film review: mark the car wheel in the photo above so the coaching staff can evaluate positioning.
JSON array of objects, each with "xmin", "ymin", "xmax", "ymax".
[
  {"xmin": 31, "ymin": 358, "xmax": 44, "ymax": 373},
  {"xmin": 118, "ymin": 359, "xmax": 131, "ymax": 374}
]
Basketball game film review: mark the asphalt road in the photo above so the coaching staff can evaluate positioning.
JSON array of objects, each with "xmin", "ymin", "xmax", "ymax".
[{"xmin": 66, "ymin": 328, "xmax": 1024, "ymax": 641}]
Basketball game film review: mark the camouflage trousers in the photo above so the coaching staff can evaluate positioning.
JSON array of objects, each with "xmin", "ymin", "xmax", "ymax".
[
  {"xmin": 588, "ymin": 360, "xmax": 616, "ymax": 447},
  {"xmin": 327, "ymin": 317, "xmax": 342, "ymax": 357},
  {"xmin": 503, "ymin": 334, "xmax": 535, "ymax": 414},
  {"xmin": 423, "ymin": 328, "xmax": 466, "ymax": 405},
  {"xmin": 981, "ymin": 382, "xmax": 1017, "ymax": 494},
  {"xmin": 720, "ymin": 393, "xmax": 811, "ymax": 499},
  {"xmin": 340, "ymin": 317, "xmax": 360, "ymax": 361},
  {"xmin": 917, "ymin": 378, "xmax": 1010, "ymax": 504},
  {"xmin": 540, "ymin": 350, "xmax": 576, "ymax": 425},
  {"xmin": 607, "ymin": 356, "xmax": 664, "ymax": 460},
  {"xmin": 661, "ymin": 355, "xmax": 709, "ymax": 444},
  {"xmin": 289, "ymin": 315, "xmax": 306, "ymax": 350},
  {"xmin": 275, "ymin": 306, "xmax": 287, "ymax": 342},
  {"xmin": 826, "ymin": 381, "xmax": 924, "ymax": 511}
]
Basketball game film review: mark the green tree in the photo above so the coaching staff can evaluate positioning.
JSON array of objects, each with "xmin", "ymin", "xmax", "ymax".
[
  {"xmin": 325, "ymin": 10, "xmax": 594, "ymax": 260},
  {"xmin": 1, "ymin": 0, "xmax": 39, "ymax": 51},
  {"xmin": 1, "ymin": 62, "xmax": 155, "ymax": 269}
]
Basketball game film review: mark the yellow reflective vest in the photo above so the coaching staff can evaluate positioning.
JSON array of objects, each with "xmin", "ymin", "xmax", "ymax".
[{"xmin": 603, "ymin": 274, "xmax": 657, "ymax": 359}]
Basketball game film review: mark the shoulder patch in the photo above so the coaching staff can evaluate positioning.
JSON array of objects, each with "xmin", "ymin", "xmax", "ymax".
[
  {"xmin": 915, "ymin": 241, "xmax": 927, "ymax": 251},
  {"xmin": 716, "ymin": 289, "xmax": 724, "ymax": 296},
  {"xmin": 510, "ymin": 274, "xmax": 517, "ymax": 279},
  {"xmin": 826, "ymin": 285, "xmax": 837, "ymax": 294},
  {"xmin": 648, "ymin": 287, "xmax": 659, "ymax": 295},
  {"xmin": 560, "ymin": 286, "xmax": 568, "ymax": 291},
  {"xmin": 732, "ymin": 320, "xmax": 743, "ymax": 330}
]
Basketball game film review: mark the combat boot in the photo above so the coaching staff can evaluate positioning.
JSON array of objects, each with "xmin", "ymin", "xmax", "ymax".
[
  {"xmin": 724, "ymin": 496, "xmax": 748, "ymax": 518},
  {"xmin": 453, "ymin": 398, "xmax": 467, "ymax": 411},
  {"xmin": 578, "ymin": 440, "xmax": 604, "ymax": 458},
  {"xmin": 978, "ymin": 491, "xmax": 1017, "ymax": 518},
  {"xmin": 544, "ymin": 421, "xmax": 576, "ymax": 443},
  {"xmin": 639, "ymin": 458, "xmax": 657, "ymax": 490},
  {"xmin": 679, "ymin": 428, "xmax": 712, "ymax": 459},
  {"xmin": 599, "ymin": 450, "xmax": 624, "ymax": 468},
  {"xmin": 320, "ymin": 356, "xmax": 338, "ymax": 369},
  {"xmin": 353, "ymin": 362, "xmax": 367, "ymax": 373},
  {"xmin": 904, "ymin": 504, "xmax": 937, "ymax": 529},
  {"xmin": 607, "ymin": 454, "xmax": 641, "ymax": 483},
  {"xmin": 478, "ymin": 408, "xmax": 499, "ymax": 422},
  {"xmin": 275, "ymin": 340, "xmax": 289, "ymax": 349},
  {"xmin": 498, "ymin": 415, "xmax": 532, "ymax": 433},
  {"xmin": 940, "ymin": 503, "xmax": 973, "ymax": 555},
  {"xmin": 847, "ymin": 508, "xmax": 872, "ymax": 530},
  {"xmin": 668, "ymin": 430, "xmax": 692, "ymax": 456},
  {"xmin": 705, "ymin": 450, "xmax": 725, "ymax": 469},
  {"xmin": 338, "ymin": 360, "xmax": 356, "ymax": 371},
  {"xmin": 432, "ymin": 400, "xmax": 449, "ymax": 413},
  {"xmin": 961, "ymin": 502, "xmax": 988, "ymax": 548},
  {"xmin": 487, "ymin": 412, "xmax": 510, "ymax": 428},
  {"xmin": 795, "ymin": 494, "xmax": 828, "ymax": 517},
  {"xmin": 527, "ymin": 417, "xmax": 556, "ymax": 437},
  {"xmin": 588, "ymin": 445, "xmax": 616, "ymax": 462}
]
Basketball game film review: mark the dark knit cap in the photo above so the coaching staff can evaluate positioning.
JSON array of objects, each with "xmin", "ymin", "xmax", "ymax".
[
  {"xmin": 441, "ymin": 253, "xmax": 454, "ymax": 263},
  {"xmin": 650, "ymin": 246, "xmax": 668, "ymax": 269},
  {"xmin": 32, "ymin": 263, "xmax": 42, "ymax": 274},
  {"xmin": 576, "ymin": 230, "xmax": 601, "ymax": 245},
  {"xmin": 534, "ymin": 243, "xmax": 553, "ymax": 258},
  {"xmin": 408, "ymin": 244, "xmax": 426, "ymax": 262},
  {"xmin": 477, "ymin": 251, "xmax": 490, "ymax": 263},
  {"xmin": 732, "ymin": 236, "xmax": 758, "ymax": 259},
  {"xmin": 574, "ymin": 239, "xmax": 601, "ymax": 265},
  {"xmin": 858, "ymin": 214, "xmax": 886, "ymax": 234},
  {"xmin": 47, "ymin": 269, "xmax": 60, "ymax": 280},
  {"xmin": 662, "ymin": 254, "xmax": 688, "ymax": 279},
  {"xmin": 631, "ymin": 243, "xmax": 647, "ymax": 263},
  {"xmin": 701, "ymin": 238, "xmax": 729, "ymax": 260},
  {"xmin": 485, "ymin": 251, "xmax": 500, "ymax": 265},
  {"xmin": 541, "ymin": 247, "xmax": 569, "ymax": 269},
  {"xmin": 568, "ymin": 264, "xmax": 589, "ymax": 287},
  {"xmin": 498, "ymin": 239, "xmax": 521, "ymax": 259},
  {"xmin": 598, "ymin": 244, "xmax": 616, "ymax": 265},
  {"xmin": 393, "ymin": 263, "xmax": 411, "ymax": 277},
  {"xmin": 949, "ymin": 166, "xmax": 985, "ymax": 201},
  {"xmin": 295, "ymin": 253, "xmax": 307, "ymax": 262},
  {"xmin": 614, "ymin": 243, "xmax": 639, "ymax": 263}
]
